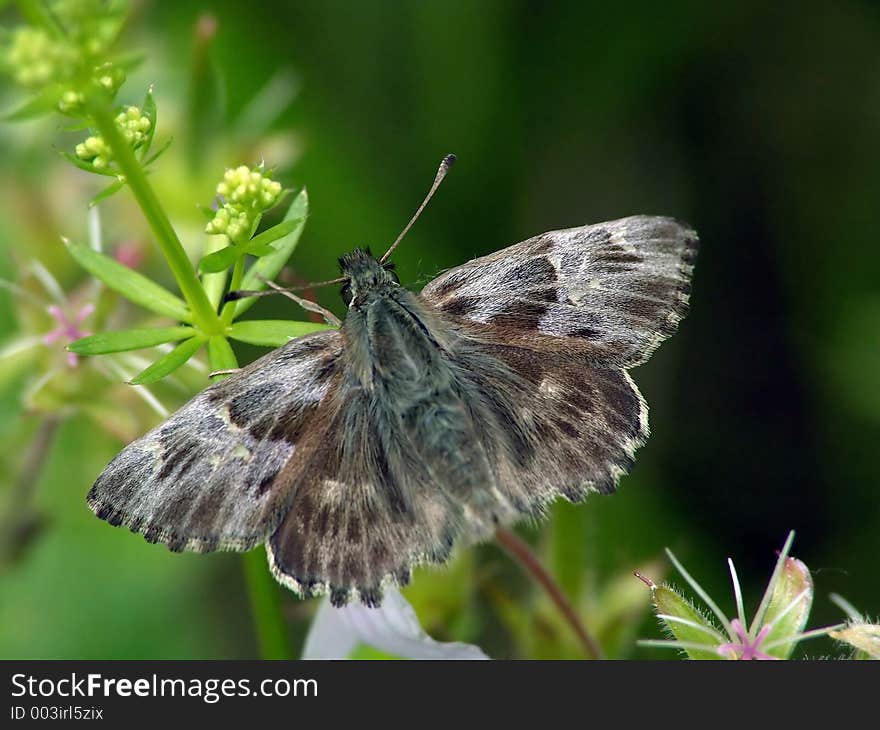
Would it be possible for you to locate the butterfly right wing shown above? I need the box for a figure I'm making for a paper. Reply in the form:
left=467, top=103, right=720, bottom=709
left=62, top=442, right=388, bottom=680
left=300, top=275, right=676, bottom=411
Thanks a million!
left=87, top=330, right=343, bottom=553
left=421, top=215, right=697, bottom=368
left=449, top=338, right=649, bottom=525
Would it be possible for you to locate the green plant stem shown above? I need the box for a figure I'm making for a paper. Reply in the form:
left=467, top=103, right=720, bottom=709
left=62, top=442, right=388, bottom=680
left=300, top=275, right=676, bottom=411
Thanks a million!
left=85, top=97, right=221, bottom=333
left=220, top=256, right=245, bottom=327
left=9, top=417, right=60, bottom=505
left=1, top=416, right=60, bottom=563
left=496, top=527, right=603, bottom=659
left=242, top=547, right=291, bottom=659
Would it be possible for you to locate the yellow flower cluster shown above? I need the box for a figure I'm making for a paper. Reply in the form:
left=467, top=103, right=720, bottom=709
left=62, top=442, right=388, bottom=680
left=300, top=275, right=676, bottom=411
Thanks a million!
left=5, top=27, right=77, bottom=88
left=205, top=166, right=283, bottom=243
left=114, top=106, right=152, bottom=146
left=74, top=106, right=151, bottom=170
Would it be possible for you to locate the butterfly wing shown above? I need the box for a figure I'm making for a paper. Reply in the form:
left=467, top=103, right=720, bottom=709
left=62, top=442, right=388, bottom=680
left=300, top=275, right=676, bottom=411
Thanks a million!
left=421, top=215, right=698, bottom=368
left=449, top=339, right=648, bottom=524
left=418, top=215, right=698, bottom=528
left=266, top=376, right=465, bottom=607
left=87, top=330, right=343, bottom=553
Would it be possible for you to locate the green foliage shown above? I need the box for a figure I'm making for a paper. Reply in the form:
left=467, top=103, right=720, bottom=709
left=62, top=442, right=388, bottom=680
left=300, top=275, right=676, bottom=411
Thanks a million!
left=1, top=0, right=878, bottom=661
left=128, top=336, right=205, bottom=385
left=0, top=0, right=328, bottom=662
left=68, top=326, right=196, bottom=355
left=64, top=239, right=191, bottom=321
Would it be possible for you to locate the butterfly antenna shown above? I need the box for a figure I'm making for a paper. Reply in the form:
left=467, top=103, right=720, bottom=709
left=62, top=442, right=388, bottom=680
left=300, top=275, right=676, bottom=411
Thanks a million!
left=225, top=275, right=349, bottom=302
left=379, top=153, right=456, bottom=264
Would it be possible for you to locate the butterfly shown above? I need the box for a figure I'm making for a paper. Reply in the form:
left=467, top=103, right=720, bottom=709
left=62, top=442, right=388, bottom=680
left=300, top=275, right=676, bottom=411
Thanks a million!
left=87, top=156, right=698, bottom=607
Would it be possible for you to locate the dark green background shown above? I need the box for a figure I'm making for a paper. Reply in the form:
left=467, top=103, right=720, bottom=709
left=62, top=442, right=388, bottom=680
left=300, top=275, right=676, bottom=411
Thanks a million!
left=1, top=1, right=878, bottom=658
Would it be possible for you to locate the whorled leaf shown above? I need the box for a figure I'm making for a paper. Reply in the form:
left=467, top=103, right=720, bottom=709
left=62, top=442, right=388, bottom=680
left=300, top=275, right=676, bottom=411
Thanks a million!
left=227, top=319, right=332, bottom=347
left=198, top=217, right=302, bottom=274
left=198, top=244, right=242, bottom=274
left=88, top=178, right=126, bottom=207
left=69, top=326, right=195, bottom=355
left=139, top=86, right=157, bottom=161
left=59, top=150, right=120, bottom=177
left=235, top=187, right=308, bottom=318
left=2, top=84, right=64, bottom=121
left=129, top=336, right=204, bottom=385
left=207, top=335, right=238, bottom=380
left=65, top=239, right=191, bottom=322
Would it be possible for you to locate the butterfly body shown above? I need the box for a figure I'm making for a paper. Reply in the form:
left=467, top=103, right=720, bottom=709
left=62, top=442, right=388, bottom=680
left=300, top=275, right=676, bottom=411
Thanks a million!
left=88, top=215, right=697, bottom=606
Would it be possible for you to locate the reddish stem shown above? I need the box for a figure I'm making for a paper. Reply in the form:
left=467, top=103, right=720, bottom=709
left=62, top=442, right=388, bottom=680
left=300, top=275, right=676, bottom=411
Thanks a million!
left=496, top=527, right=603, bottom=660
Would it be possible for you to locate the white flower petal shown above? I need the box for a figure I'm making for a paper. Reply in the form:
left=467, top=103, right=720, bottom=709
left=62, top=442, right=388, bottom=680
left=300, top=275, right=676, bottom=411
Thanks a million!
left=302, top=587, right=488, bottom=660
left=301, top=598, right=360, bottom=660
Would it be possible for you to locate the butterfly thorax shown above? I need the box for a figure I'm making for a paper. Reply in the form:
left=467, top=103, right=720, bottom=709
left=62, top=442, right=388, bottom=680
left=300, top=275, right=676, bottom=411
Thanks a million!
left=338, top=249, right=449, bottom=393
left=336, top=249, right=491, bottom=506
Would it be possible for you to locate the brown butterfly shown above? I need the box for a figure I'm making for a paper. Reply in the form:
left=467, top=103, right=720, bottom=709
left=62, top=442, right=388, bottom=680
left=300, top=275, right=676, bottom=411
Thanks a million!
left=88, top=156, right=698, bottom=606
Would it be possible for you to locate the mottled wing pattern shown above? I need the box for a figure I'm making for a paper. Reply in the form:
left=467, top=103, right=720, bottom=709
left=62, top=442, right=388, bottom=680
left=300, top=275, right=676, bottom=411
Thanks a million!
left=450, top=339, right=648, bottom=528
left=422, top=216, right=698, bottom=367
left=267, top=333, right=649, bottom=608
left=267, top=378, right=465, bottom=607
left=87, top=215, right=697, bottom=608
left=87, top=330, right=343, bottom=553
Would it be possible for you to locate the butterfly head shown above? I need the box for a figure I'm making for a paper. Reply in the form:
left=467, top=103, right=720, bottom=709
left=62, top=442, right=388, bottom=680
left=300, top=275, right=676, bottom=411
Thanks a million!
left=338, top=248, right=400, bottom=306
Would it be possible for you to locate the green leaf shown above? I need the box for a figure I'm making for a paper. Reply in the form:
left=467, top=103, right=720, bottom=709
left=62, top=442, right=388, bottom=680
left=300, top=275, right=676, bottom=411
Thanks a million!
left=129, top=337, right=204, bottom=385
left=111, top=50, right=146, bottom=72
left=235, top=188, right=309, bottom=318
left=69, top=326, right=196, bottom=355
left=202, top=221, right=301, bottom=273
left=247, top=243, right=276, bottom=257
left=89, top=179, right=126, bottom=207
left=140, top=87, right=157, bottom=160
left=143, top=136, right=173, bottom=167
left=65, top=239, right=191, bottom=322
left=59, top=120, right=90, bottom=132
left=2, top=85, right=62, bottom=121
left=199, top=244, right=244, bottom=274
left=207, top=335, right=238, bottom=380
left=227, top=319, right=333, bottom=347
left=59, top=150, right=120, bottom=177
left=247, top=218, right=300, bottom=251
left=201, top=236, right=231, bottom=312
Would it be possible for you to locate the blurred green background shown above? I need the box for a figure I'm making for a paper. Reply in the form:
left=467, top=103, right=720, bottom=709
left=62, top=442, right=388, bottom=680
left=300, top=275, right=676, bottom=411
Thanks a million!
left=1, top=0, right=879, bottom=659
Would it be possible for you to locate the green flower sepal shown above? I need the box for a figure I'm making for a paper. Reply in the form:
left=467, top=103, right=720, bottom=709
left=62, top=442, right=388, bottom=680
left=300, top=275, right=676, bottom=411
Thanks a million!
left=638, top=532, right=844, bottom=660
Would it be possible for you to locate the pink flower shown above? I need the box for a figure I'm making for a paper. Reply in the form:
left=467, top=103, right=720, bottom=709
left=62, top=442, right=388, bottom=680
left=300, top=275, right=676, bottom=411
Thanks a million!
left=718, top=619, right=777, bottom=660
left=43, top=303, right=94, bottom=366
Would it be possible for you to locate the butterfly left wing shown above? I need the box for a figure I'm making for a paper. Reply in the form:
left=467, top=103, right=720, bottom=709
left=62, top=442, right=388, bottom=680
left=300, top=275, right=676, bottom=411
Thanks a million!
left=266, top=377, right=466, bottom=607
left=87, top=330, right=343, bottom=553
left=421, top=215, right=697, bottom=368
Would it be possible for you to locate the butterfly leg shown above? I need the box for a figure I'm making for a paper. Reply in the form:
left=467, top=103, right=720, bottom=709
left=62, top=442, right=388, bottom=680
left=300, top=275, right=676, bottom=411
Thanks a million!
left=208, top=367, right=241, bottom=378
left=262, top=279, right=342, bottom=327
